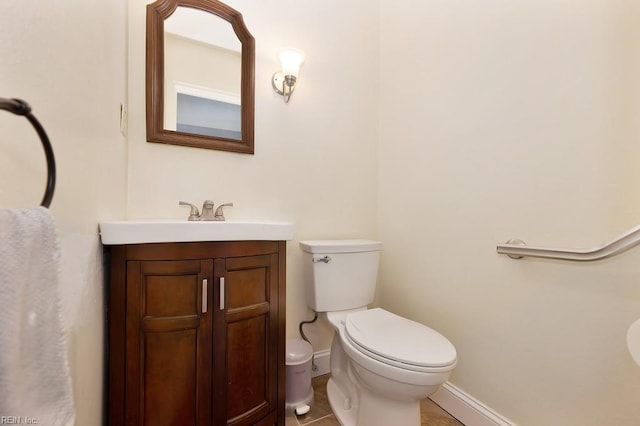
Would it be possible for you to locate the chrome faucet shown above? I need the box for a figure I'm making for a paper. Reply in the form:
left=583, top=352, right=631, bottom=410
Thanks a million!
left=179, top=200, right=233, bottom=221
left=200, top=200, right=215, bottom=221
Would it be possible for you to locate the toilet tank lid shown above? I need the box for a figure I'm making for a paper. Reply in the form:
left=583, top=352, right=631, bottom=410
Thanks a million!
left=299, top=239, right=381, bottom=254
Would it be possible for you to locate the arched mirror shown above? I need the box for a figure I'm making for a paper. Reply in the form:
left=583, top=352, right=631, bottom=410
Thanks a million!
left=146, top=0, right=255, bottom=153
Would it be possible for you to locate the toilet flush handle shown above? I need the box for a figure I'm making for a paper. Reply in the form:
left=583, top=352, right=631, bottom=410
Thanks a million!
left=313, top=256, right=331, bottom=263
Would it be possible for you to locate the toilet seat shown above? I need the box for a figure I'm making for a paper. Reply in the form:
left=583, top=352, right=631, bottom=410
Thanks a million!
left=344, top=308, right=457, bottom=372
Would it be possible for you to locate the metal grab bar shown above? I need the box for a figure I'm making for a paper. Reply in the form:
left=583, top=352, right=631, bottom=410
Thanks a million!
left=497, top=224, right=640, bottom=261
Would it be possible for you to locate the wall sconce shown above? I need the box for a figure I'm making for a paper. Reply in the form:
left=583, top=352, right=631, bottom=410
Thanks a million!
left=272, top=48, right=305, bottom=103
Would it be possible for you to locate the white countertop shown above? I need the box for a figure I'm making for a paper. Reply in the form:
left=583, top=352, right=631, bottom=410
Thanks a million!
left=99, top=220, right=295, bottom=245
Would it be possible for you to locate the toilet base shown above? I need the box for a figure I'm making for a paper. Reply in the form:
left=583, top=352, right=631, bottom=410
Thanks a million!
left=327, top=378, right=357, bottom=426
left=327, top=376, right=421, bottom=426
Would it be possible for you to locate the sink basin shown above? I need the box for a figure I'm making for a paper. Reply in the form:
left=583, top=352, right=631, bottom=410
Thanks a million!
left=99, top=220, right=294, bottom=245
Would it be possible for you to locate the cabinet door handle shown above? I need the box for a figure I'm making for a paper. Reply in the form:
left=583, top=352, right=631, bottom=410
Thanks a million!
left=219, top=277, right=225, bottom=310
left=202, top=279, right=208, bottom=313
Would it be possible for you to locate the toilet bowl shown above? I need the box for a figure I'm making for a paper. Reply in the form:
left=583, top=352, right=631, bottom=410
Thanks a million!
left=324, top=308, right=456, bottom=426
left=300, top=240, right=457, bottom=426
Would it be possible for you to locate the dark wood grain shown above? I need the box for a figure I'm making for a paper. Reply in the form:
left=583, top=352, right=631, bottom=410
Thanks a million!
left=106, top=241, right=285, bottom=425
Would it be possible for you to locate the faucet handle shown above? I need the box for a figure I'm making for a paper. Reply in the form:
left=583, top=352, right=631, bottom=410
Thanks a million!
left=214, top=203, right=234, bottom=221
left=179, top=201, right=200, bottom=221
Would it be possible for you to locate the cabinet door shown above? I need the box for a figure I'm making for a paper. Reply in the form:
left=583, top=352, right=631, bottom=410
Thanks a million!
left=213, top=254, right=279, bottom=425
left=126, top=259, right=213, bottom=426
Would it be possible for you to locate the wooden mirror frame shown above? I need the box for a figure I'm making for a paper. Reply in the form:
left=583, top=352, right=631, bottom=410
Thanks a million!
left=146, top=0, right=255, bottom=153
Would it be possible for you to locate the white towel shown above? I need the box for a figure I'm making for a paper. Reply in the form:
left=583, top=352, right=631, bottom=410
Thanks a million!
left=0, top=207, right=75, bottom=426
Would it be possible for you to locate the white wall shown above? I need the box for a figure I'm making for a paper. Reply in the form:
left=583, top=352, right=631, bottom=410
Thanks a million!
left=127, top=0, right=380, bottom=349
left=0, top=1, right=128, bottom=424
left=378, top=0, right=640, bottom=425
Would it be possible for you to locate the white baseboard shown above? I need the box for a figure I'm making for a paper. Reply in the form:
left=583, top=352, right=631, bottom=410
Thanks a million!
left=311, top=350, right=330, bottom=377
left=430, top=382, right=517, bottom=426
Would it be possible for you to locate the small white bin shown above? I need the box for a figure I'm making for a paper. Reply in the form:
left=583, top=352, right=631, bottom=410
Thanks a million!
left=285, top=339, right=314, bottom=415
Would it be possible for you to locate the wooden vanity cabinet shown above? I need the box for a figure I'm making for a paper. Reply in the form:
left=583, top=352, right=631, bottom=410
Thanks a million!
left=106, top=241, right=286, bottom=426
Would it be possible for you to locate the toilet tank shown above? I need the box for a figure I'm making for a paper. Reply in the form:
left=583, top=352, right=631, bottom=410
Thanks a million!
left=299, top=240, right=381, bottom=312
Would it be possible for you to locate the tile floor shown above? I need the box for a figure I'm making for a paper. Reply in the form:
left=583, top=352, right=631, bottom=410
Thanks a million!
left=285, top=374, right=463, bottom=426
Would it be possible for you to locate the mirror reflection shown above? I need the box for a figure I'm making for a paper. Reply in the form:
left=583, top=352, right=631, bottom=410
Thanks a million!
left=146, top=0, right=255, bottom=153
left=164, top=7, right=242, bottom=140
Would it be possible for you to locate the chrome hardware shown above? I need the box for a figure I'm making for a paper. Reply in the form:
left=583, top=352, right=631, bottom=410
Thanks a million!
left=179, top=200, right=216, bottom=221
left=503, top=239, right=525, bottom=259
left=313, top=256, right=332, bottom=264
left=202, top=279, right=208, bottom=313
left=200, top=200, right=215, bottom=221
left=214, top=203, right=234, bottom=221
left=497, top=224, right=640, bottom=261
left=219, top=277, right=225, bottom=310
left=179, top=201, right=200, bottom=221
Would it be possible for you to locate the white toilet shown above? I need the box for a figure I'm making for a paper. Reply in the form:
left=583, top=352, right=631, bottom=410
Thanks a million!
left=300, top=239, right=457, bottom=426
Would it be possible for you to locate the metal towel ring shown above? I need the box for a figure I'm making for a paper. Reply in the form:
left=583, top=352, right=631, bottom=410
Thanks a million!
left=0, top=98, right=56, bottom=208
